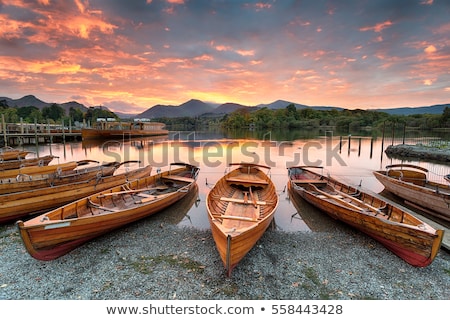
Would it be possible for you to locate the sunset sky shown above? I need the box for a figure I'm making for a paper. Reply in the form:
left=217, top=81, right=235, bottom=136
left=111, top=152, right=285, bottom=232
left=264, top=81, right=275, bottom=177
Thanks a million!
left=1, top=0, right=449, bottom=113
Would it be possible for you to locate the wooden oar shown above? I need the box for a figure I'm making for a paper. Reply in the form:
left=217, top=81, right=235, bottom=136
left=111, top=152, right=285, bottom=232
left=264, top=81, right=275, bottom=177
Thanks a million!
left=243, top=191, right=249, bottom=203
left=103, top=160, right=141, bottom=168
left=329, top=186, right=384, bottom=213
left=88, top=200, right=119, bottom=212
left=136, top=191, right=178, bottom=204
left=308, top=184, right=381, bottom=215
left=97, top=185, right=168, bottom=198
left=76, top=159, right=100, bottom=166
left=249, top=186, right=258, bottom=208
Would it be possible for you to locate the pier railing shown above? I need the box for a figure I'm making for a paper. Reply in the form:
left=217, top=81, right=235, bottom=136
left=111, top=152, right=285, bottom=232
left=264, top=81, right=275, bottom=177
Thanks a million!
left=1, top=116, right=82, bottom=146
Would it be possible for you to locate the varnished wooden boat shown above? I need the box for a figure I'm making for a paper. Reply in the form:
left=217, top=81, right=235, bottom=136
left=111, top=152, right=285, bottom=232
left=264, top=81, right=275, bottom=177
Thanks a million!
left=0, top=160, right=82, bottom=179
left=0, top=154, right=56, bottom=171
left=0, top=165, right=153, bottom=224
left=206, top=163, right=279, bottom=276
left=0, top=147, right=30, bottom=161
left=374, top=164, right=450, bottom=222
left=0, top=160, right=135, bottom=195
left=288, top=166, right=444, bottom=267
left=81, top=120, right=168, bottom=140
left=17, top=162, right=199, bottom=261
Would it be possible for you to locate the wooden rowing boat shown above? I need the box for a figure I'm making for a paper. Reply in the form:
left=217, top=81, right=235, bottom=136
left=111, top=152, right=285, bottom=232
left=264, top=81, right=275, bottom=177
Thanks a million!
left=0, top=154, right=56, bottom=171
left=0, top=165, right=153, bottom=224
left=287, top=166, right=444, bottom=267
left=206, top=163, right=279, bottom=276
left=374, top=164, right=450, bottom=222
left=17, top=162, right=199, bottom=261
left=0, top=160, right=135, bottom=195
left=0, top=160, right=81, bottom=179
left=0, top=147, right=30, bottom=161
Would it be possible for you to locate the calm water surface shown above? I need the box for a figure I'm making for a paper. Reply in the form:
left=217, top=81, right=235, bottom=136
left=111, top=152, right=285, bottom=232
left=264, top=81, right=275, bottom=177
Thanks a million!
left=25, top=130, right=449, bottom=232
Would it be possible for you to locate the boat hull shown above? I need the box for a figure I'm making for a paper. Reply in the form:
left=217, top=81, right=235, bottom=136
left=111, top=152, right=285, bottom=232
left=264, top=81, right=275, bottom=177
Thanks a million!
left=374, top=170, right=450, bottom=222
left=17, top=164, right=199, bottom=260
left=0, top=161, right=78, bottom=179
left=81, top=128, right=168, bottom=140
left=206, top=163, right=279, bottom=276
left=288, top=166, right=443, bottom=267
left=0, top=149, right=29, bottom=161
left=0, top=155, right=55, bottom=171
left=0, top=165, right=117, bottom=195
left=207, top=212, right=274, bottom=276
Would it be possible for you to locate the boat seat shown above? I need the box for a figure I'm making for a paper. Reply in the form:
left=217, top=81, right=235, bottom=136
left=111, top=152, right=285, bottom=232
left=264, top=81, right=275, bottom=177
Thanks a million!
left=217, top=215, right=258, bottom=222
left=219, top=196, right=267, bottom=205
left=291, top=179, right=327, bottom=185
left=163, top=175, right=194, bottom=183
left=316, top=194, right=343, bottom=199
left=226, top=177, right=268, bottom=185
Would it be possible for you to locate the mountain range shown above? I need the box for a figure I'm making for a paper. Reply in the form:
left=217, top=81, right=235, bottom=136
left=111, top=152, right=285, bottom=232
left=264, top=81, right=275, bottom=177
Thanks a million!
left=0, top=95, right=88, bottom=115
left=1, top=95, right=448, bottom=119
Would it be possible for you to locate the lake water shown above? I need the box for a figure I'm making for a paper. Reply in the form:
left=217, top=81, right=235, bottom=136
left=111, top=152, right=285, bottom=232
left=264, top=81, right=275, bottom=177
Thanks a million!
left=26, top=129, right=449, bottom=232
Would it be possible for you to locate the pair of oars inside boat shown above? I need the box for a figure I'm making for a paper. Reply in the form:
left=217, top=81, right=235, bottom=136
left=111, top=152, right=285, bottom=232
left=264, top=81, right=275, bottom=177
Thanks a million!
left=242, top=186, right=258, bottom=208
left=307, top=183, right=383, bottom=215
left=96, top=185, right=169, bottom=198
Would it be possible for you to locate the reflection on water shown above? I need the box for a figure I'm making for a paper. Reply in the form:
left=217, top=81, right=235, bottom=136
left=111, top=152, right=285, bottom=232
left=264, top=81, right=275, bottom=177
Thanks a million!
left=286, top=182, right=338, bottom=232
left=159, top=183, right=200, bottom=225
left=25, top=130, right=449, bottom=232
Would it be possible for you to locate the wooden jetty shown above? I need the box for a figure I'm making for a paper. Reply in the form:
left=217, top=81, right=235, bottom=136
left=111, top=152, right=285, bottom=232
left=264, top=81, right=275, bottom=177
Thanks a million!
left=1, top=118, right=81, bottom=146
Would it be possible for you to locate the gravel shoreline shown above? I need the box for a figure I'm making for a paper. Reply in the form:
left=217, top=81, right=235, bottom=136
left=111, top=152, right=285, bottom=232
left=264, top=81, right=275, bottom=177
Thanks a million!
left=1, top=196, right=449, bottom=301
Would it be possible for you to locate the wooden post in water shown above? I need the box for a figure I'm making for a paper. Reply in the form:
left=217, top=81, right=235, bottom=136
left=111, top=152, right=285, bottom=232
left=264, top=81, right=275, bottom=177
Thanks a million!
left=370, top=137, right=374, bottom=158
left=348, top=135, right=351, bottom=154
left=62, top=119, right=65, bottom=143
left=402, top=123, right=406, bottom=144
left=358, top=137, right=361, bottom=156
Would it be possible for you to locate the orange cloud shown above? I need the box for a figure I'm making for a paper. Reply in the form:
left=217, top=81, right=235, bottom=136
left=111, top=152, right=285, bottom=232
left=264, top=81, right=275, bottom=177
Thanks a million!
left=236, top=50, right=255, bottom=57
left=194, top=54, right=214, bottom=61
left=0, top=56, right=80, bottom=75
left=214, top=45, right=231, bottom=51
left=424, top=45, right=437, bottom=54
left=2, top=1, right=116, bottom=43
left=360, top=21, right=393, bottom=33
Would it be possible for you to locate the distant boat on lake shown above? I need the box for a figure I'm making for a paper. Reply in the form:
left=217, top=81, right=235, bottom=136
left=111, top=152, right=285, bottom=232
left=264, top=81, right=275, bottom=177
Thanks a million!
left=81, top=118, right=168, bottom=140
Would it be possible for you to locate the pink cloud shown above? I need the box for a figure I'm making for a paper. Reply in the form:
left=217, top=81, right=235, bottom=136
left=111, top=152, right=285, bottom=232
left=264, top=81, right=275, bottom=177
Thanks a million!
left=360, top=21, right=393, bottom=33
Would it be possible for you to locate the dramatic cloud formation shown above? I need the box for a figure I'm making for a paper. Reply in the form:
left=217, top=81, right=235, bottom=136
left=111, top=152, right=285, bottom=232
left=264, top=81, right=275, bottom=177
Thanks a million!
left=0, top=0, right=449, bottom=113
